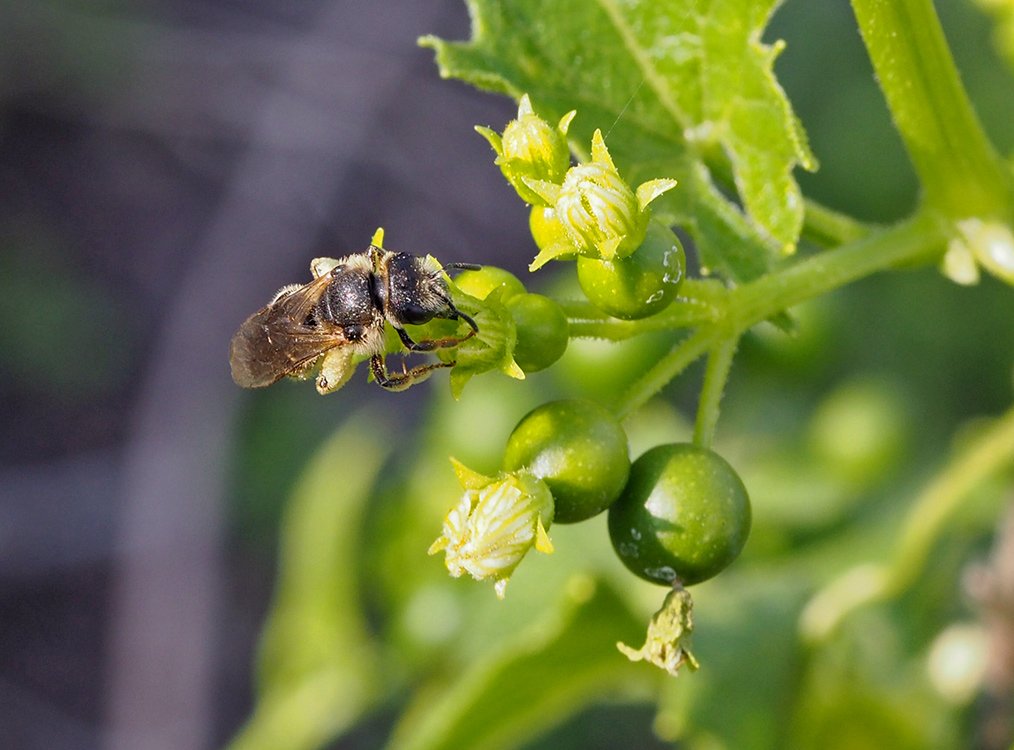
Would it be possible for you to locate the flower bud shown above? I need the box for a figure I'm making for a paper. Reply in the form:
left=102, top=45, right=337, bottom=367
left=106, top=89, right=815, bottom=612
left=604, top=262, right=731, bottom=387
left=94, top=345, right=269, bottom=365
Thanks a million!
left=557, top=161, right=642, bottom=258
left=476, top=94, right=576, bottom=207
left=941, top=218, right=1014, bottom=287
left=525, top=130, right=677, bottom=269
left=428, top=460, right=554, bottom=599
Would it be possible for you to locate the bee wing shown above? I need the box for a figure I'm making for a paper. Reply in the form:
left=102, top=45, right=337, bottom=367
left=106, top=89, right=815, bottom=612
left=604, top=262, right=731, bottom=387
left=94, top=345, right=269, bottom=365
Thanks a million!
left=230, top=273, right=348, bottom=388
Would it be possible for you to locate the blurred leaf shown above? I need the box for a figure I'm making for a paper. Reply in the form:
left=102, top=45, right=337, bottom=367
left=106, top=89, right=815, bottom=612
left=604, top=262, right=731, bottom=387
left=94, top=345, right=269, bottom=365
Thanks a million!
left=654, top=572, right=808, bottom=749
left=421, top=0, right=815, bottom=280
left=227, top=412, right=392, bottom=750
left=230, top=386, right=348, bottom=546
left=806, top=376, right=909, bottom=488
left=554, top=332, right=679, bottom=406
left=385, top=577, right=659, bottom=750
left=521, top=702, right=672, bottom=750
left=790, top=611, right=956, bottom=750
left=970, top=0, right=1014, bottom=83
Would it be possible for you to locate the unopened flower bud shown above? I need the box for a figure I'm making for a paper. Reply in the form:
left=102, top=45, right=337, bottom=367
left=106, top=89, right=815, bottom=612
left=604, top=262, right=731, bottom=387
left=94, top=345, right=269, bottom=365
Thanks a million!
left=941, top=218, right=1014, bottom=287
left=476, top=94, right=576, bottom=207
left=525, top=130, right=677, bottom=269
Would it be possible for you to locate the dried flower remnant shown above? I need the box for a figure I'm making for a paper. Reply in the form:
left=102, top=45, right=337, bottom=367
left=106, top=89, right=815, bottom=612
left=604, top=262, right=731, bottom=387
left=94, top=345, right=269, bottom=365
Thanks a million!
left=617, top=586, right=700, bottom=676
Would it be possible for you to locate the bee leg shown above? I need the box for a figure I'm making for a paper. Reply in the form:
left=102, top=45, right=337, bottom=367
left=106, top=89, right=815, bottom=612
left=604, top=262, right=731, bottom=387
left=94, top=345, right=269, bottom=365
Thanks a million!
left=315, top=348, right=356, bottom=395
left=447, top=302, right=479, bottom=335
left=393, top=311, right=478, bottom=353
left=370, top=354, right=453, bottom=392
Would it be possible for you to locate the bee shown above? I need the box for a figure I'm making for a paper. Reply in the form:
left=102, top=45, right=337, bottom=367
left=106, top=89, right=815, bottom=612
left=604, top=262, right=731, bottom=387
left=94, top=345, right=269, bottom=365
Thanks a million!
left=230, top=245, right=478, bottom=394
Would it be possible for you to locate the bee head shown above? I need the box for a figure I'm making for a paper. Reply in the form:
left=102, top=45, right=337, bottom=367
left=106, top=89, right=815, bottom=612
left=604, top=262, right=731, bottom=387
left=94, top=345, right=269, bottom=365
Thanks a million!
left=381, top=252, right=452, bottom=325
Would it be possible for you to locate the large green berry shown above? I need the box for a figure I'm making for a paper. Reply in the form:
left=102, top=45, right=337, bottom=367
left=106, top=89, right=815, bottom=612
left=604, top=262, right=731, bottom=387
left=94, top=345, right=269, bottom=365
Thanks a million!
left=608, top=444, right=751, bottom=585
left=503, top=399, right=630, bottom=523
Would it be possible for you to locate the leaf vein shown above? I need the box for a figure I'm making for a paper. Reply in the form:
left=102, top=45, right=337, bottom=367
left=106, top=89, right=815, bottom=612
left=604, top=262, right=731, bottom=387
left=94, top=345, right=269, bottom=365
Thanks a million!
left=593, top=0, right=689, bottom=135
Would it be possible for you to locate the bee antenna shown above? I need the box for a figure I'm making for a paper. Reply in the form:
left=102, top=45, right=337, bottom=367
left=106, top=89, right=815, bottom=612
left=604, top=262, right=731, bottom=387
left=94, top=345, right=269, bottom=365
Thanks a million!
left=437, top=290, right=479, bottom=334
left=454, top=307, right=479, bottom=333
left=441, top=262, right=482, bottom=274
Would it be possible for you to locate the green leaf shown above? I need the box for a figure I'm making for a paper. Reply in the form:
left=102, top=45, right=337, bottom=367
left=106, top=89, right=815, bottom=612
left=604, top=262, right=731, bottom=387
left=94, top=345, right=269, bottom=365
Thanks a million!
left=227, top=413, right=392, bottom=750
left=421, top=0, right=816, bottom=280
left=384, top=577, right=659, bottom=750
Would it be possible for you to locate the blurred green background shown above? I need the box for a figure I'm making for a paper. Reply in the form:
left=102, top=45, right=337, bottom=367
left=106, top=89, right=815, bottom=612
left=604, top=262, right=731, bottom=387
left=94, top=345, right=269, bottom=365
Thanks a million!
left=1, top=1, right=1012, bottom=749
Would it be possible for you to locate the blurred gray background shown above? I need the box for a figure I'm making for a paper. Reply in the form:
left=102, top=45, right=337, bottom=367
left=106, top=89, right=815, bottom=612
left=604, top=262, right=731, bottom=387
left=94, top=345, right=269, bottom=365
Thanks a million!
left=1, top=2, right=525, bottom=748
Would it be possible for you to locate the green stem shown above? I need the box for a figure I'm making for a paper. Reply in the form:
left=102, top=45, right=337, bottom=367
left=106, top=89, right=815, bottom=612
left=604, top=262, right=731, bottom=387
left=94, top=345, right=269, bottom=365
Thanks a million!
left=726, top=213, right=946, bottom=332
left=616, top=329, right=714, bottom=418
left=566, top=316, right=691, bottom=340
left=885, top=405, right=1014, bottom=596
left=615, top=213, right=947, bottom=416
left=562, top=279, right=724, bottom=339
left=693, top=336, right=739, bottom=448
left=851, top=0, right=1012, bottom=218
left=801, top=198, right=869, bottom=247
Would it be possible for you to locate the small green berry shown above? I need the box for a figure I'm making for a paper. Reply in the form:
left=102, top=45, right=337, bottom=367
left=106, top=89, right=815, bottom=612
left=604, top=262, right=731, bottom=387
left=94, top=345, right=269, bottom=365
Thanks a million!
left=507, top=293, right=569, bottom=373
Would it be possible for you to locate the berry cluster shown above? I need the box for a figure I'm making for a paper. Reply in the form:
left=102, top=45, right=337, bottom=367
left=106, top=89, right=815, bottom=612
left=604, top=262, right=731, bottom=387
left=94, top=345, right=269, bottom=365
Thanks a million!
left=426, top=97, right=754, bottom=674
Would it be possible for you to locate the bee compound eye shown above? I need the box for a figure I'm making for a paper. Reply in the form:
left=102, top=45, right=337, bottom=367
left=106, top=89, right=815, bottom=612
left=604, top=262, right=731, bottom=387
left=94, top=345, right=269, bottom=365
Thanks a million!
left=397, top=302, right=434, bottom=326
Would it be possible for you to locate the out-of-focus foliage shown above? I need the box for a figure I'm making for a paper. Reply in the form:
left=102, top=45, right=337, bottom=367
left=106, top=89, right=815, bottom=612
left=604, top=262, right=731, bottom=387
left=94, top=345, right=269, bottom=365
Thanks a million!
left=228, top=416, right=390, bottom=750
left=974, top=0, right=1014, bottom=73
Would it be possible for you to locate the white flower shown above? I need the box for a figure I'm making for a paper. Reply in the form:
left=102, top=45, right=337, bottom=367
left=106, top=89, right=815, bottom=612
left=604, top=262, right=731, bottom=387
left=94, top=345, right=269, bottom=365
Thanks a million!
left=429, top=462, right=554, bottom=599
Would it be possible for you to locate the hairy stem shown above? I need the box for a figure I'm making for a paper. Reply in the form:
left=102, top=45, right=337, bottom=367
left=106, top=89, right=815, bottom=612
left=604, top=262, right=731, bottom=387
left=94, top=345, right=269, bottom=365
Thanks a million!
left=801, top=198, right=869, bottom=247
left=612, top=213, right=948, bottom=416
left=616, top=329, right=714, bottom=418
left=693, top=336, right=739, bottom=449
left=726, top=213, right=946, bottom=331
left=851, top=0, right=1013, bottom=218
left=562, top=279, right=723, bottom=339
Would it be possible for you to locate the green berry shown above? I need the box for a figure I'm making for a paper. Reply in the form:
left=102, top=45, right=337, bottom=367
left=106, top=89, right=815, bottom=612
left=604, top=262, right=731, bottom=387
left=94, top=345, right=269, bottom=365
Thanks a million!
left=506, top=293, right=569, bottom=373
left=454, top=266, right=526, bottom=302
left=577, top=220, right=685, bottom=320
left=503, top=399, right=630, bottom=523
left=608, top=444, right=751, bottom=585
